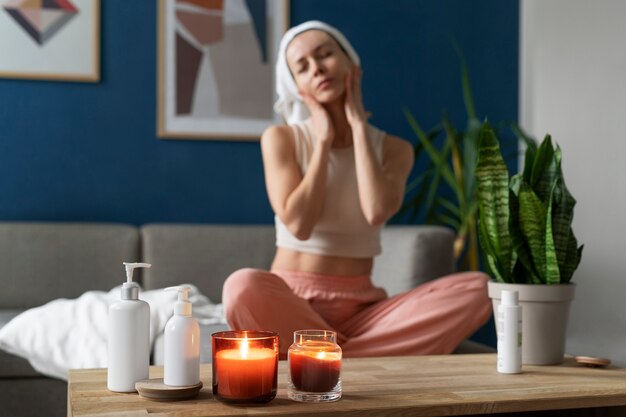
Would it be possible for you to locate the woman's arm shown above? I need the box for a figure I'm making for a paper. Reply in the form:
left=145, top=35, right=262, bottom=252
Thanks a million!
left=344, top=66, right=414, bottom=225
left=261, top=124, right=332, bottom=240
left=352, top=128, right=414, bottom=225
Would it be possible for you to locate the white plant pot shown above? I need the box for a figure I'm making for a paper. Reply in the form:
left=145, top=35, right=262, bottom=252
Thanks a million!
left=488, top=281, right=575, bottom=365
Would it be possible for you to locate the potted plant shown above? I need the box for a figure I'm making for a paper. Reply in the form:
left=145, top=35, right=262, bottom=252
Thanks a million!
left=476, top=121, right=583, bottom=365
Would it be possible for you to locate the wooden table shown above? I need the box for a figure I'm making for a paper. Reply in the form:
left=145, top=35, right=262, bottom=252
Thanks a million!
left=67, top=354, right=626, bottom=417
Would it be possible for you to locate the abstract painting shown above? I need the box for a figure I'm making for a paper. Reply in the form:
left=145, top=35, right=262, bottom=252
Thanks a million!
left=158, top=0, right=289, bottom=140
left=0, top=0, right=100, bottom=82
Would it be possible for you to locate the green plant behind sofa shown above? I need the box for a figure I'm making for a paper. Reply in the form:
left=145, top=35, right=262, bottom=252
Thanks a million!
left=399, top=45, right=518, bottom=272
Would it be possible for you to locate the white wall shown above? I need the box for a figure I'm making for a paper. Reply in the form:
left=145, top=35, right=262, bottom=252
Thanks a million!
left=521, top=0, right=626, bottom=365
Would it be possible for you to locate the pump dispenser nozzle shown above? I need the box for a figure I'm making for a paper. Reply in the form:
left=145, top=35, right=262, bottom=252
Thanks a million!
left=121, top=262, right=152, bottom=300
left=165, top=286, right=192, bottom=316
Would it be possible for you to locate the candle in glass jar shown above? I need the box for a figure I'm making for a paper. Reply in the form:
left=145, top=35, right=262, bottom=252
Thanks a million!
left=289, top=346, right=341, bottom=392
left=212, top=331, right=278, bottom=403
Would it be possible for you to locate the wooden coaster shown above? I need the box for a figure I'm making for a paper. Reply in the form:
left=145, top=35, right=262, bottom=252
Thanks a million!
left=575, top=356, right=611, bottom=368
left=135, top=378, right=203, bottom=401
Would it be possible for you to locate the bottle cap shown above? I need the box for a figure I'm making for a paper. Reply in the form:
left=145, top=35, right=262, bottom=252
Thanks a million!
left=501, top=289, right=519, bottom=306
left=121, top=262, right=151, bottom=300
left=165, top=286, right=192, bottom=316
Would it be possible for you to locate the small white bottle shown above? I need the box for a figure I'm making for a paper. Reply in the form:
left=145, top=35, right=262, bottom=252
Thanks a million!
left=107, top=262, right=152, bottom=392
left=164, top=286, right=200, bottom=386
left=497, top=289, right=522, bottom=374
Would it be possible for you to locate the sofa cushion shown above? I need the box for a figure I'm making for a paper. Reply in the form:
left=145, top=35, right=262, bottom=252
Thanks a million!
left=0, top=222, right=140, bottom=309
left=372, top=225, right=455, bottom=296
left=141, top=224, right=456, bottom=301
left=141, top=224, right=275, bottom=302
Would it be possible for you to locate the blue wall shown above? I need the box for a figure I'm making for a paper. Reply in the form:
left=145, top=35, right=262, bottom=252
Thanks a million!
left=0, top=1, right=518, bottom=225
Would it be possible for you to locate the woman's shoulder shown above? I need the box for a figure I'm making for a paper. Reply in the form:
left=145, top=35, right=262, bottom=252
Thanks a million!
left=261, top=124, right=294, bottom=148
left=384, top=133, right=413, bottom=151
left=381, top=132, right=414, bottom=166
left=262, top=124, right=292, bottom=140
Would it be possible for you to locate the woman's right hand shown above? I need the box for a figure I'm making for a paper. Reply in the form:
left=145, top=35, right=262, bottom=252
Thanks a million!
left=300, top=91, right=334, bottom=146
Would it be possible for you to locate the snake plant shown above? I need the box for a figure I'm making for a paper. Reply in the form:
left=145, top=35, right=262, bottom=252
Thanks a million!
left=476, top=121, right=583, bottom=284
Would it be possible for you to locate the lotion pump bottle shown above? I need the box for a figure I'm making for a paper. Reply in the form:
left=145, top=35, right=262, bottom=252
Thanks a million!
left=497, top=289, right=522, bottom=374
left=164, top=286, right=200, bottom=386
left=107, top=262, right=152, bottom=392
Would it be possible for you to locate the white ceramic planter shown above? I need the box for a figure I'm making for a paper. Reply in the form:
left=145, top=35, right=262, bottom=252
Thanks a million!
left=488, top=281, right=575, bottom=365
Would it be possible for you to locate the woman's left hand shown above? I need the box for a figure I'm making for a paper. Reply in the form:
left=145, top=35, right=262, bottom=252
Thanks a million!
left=344, top=65, right=370, bottom=128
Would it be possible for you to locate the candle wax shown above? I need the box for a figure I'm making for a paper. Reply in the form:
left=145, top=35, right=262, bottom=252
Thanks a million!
left=215, top=347, right=277, bottom=400
left=289, top=350, right=341, bottom=392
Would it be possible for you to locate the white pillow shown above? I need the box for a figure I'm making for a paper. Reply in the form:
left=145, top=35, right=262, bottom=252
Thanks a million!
left=0, top=285, right=223, bottom=380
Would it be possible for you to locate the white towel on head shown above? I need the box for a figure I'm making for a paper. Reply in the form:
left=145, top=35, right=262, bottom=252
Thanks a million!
left=273, top=20, right=360, bottom=124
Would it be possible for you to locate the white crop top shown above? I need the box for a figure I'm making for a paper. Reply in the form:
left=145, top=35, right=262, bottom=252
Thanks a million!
left=275, top=119, right=386, bottom=258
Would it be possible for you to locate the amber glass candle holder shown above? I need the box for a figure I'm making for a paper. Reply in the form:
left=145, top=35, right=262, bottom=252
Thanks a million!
left=288, top=329, right=342, bottom=402
left=211, top=330, right=279, bottom=404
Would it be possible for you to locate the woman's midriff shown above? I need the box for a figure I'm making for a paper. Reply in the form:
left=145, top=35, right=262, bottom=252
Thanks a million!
left=271, top=247, right=373, bottom=276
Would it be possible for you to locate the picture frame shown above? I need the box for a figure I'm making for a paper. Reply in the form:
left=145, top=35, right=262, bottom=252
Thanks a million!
left=158, top=0, right=290, bottom=141
left=0, top=0, right=100, bottom=83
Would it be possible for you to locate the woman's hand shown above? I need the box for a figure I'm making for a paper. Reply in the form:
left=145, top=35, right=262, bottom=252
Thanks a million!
left=300, top=91, right=334, bottom=146
left=344, top=65, right=370, bottom=128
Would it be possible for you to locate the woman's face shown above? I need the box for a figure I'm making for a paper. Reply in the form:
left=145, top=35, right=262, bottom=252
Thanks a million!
left=286, top=30, right=353, bottom=104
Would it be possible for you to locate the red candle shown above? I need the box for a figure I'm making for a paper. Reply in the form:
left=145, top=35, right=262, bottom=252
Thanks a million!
left=212, top=331, right=278, bottom=403
left=289, top=349, right=341, bottom=392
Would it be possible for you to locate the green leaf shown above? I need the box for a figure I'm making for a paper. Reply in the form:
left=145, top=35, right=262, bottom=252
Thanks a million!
left=511, top=124, right=538, bottom=183
left=511, top=123, right=537, bottom=149
left=509, top=189, right=541, bottom=283
left=545, top=180, right=561, bottom=284
left=560, top=235, right=583, bottom=283
left=437, top=196, right=462, bottom=218
left=442, top=114, right=465, bottom=207
left=530, top=135, right=558, bottom=201
left=478, top=211, right=505, bottom=282
left=437, top=213, right=461, bottom=230
left=550, top=146, right=578, bottom=278
left=518, top=183, right=548, bottom=283
left=510, top=173, right=523, bottom=196
left=404, top=109, right=458, bottom=191
left=405, top=167, right=434, bottom=195
left=476, top=121, right=512, bottom=281
left=462, top=119, right=481, bottom=200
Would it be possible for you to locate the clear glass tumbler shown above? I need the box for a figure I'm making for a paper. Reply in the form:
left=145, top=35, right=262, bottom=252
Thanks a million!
left=288, top=329, right=342, bottom=402
left=211, top=330, right=279, bottom=404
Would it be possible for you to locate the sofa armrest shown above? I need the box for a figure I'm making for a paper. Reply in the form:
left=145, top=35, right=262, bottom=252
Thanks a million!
left=372, top=225, right=455, bottom=296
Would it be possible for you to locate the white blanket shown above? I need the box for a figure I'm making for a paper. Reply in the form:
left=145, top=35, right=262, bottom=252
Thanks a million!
left=0, top=285, right=225, bottom=380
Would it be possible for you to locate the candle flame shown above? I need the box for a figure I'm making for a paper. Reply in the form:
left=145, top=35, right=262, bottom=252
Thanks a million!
left=240, top=338, right=249, bottom=359
left=316, top=351, right=327, bottom=360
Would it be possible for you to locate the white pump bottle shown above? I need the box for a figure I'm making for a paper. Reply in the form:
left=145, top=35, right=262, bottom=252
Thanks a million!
left=497, top=289, right=522, bottom=374
left=164, top=286, right=200, bottom=386
left=107, top=262, right=152, bottom=392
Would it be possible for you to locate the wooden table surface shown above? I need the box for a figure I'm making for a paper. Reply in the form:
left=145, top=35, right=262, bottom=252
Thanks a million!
left=68, top=354, right=626, bottom=417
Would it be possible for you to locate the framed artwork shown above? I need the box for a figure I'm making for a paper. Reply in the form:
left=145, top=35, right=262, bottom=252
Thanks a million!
left=0, top=0, right=100, bottom=82
left=158, top=0, right=289, bottom=141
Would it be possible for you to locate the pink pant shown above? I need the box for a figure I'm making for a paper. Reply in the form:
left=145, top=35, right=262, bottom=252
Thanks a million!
left=222, top=268, right=491, bottom=357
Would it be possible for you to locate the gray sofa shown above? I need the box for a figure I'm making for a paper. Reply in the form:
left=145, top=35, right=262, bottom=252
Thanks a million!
left=0, top=221, right=489, bottom=417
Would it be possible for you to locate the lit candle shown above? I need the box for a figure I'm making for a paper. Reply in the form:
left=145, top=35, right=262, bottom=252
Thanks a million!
left=289, top=349, right=341, bottom=392
left=212, top=331, right=278, bottom=404
left=288, top=330, right=342, bottom=402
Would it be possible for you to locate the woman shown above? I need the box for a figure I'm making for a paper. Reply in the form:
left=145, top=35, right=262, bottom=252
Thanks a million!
left=223, top=21, right=490, bottom=357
